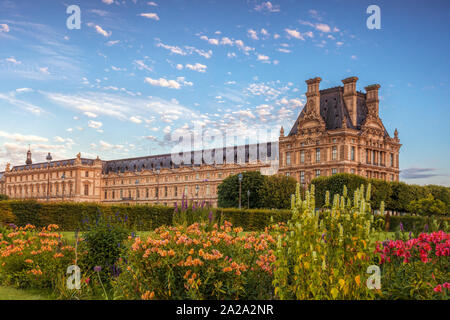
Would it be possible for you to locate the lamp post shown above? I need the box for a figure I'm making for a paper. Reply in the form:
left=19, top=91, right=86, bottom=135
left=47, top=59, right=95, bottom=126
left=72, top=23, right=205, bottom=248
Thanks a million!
left=156, top=167, right=160, bottom=204
left=46, top=152, right=52, bottom=202
left=135, top=179, right=139, bottom=205
left=61, top=173, right=65, bottom=202
left=247, top=190, right=250, bottom=209
left=238, top=173, right=243, bottom=209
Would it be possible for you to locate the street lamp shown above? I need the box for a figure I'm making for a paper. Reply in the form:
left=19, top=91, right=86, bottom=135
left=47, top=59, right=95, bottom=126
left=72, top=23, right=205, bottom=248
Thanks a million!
left=135, top=179, right=139, bottom=205
left=156, top=167, right=160, bottom=204
left=46, top=152, right=52, bottom=202
left=61, top=173, right=65, bottom=202
left=247, top=189, right=250, bottom=209
left=238, top=173, right=243, bottom=209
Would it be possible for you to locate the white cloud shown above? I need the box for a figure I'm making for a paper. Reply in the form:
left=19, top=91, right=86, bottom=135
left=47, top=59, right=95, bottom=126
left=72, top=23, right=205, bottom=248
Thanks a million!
left=257, top=54, right=270, bottom=62
left=145, top=77, right=181, bottom=89
left=232, top=110, right=255, bottom=119
left=15, top=88, right=33, bottom=93
left=134, top=60, right=153, bottom=72
left=83, top=111, right=98, bottom=118
left=315, top=23, right=331, bottom=33
left=351, top=55, right=357, bottom=60
left=254, top=1, right=280, bottom=13
left=6, top=57, right=21, bottom=65
left=102, top=0, right=114, bottom=4
left=140, top=13, right=160, bottom=21
left=285, top=28, right=304, bottom=40
left=129, top=116, right=142, bottom=124
left=156, top=41, right=186, bottom=55
left=0, top=24, right=10, bottom=32
left=247, top=29, right=259, bottom=40
left=147, top=1, right=157, bottom=6
left=88, top=120, right=103, bottom=129
left=39, top=67, right=50, bottom=75
left=0, top=131, right=48, bottom=143
left=185, top=63, right=207, bottom=73
left=94, top=25, right=111, bottom=37
left=107, top=40, right=120, bottom=46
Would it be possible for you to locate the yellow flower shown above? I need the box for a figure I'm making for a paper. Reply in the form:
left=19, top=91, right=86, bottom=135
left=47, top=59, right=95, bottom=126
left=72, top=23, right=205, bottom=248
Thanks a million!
left=355, top=275, right=361, bottom=286
left=338, top=278, right=346, bottom=290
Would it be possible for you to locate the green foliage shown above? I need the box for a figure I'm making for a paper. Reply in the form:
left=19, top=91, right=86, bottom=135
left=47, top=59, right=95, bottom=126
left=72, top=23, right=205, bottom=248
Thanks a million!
left=312, top=174, right=450, bottom=214
left=214, top=208, right=291, bottom=231
left=408, top=195, right=448, bottom=216
left=387, top=215, right=449, bottom=233
left=273, top=183, right=384, bottom=300
left=0, top=200, right=173, bottom=231
left=259, top=175, right=298, bottom=209
left=0, top=194, right=9, bottom=201
left=217, top=171, right=266, bottom=208
left=78, top=212, right=129, bottom=284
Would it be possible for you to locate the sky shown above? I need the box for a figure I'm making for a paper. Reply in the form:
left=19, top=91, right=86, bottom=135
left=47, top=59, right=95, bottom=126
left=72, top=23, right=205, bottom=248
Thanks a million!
left=0, top=0, right=449, bottom=186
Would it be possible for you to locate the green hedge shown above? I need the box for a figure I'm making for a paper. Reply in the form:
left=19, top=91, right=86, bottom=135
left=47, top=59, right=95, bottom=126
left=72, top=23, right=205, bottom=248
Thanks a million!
left=214, top=208, right=291, bottom=231
left=0, top=200, right=174, bottom=231
left=386, top=215, right=450, bottom=233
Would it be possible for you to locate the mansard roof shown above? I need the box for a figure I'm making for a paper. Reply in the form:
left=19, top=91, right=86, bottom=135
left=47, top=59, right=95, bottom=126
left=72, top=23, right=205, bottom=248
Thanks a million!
left=102, top=142, right=278, bottom=174
left=288, top=86, right=389, bottom=137
left=10, top=158, right=95, bottom=172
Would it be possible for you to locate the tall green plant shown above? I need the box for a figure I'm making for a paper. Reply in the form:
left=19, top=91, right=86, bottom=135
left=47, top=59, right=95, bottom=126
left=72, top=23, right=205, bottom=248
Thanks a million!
left=273, top=183, right=384, bottom=299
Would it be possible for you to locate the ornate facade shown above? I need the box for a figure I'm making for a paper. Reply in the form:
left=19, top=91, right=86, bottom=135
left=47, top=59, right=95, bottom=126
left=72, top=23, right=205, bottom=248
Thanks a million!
left=1, top=76, right=401, bottom=206
left=278, top=77, right=401, bottom=186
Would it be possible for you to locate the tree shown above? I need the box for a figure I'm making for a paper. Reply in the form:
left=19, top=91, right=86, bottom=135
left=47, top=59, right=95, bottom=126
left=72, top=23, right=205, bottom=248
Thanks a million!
left=0, top=194, right=8, bottom=201
left=260, top=175, right=298, bottom=209
left=217, top=171, right=266, bottom=208
left=408, top=194, right=448, bottom=216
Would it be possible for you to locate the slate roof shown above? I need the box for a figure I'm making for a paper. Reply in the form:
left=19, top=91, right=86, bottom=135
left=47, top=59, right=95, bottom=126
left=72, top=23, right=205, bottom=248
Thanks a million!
left=102, top=142, right=278, bottom=174
left=288, top=87, right=389, bottom=137
left=0, top=172, right=3, bottom=180
left=11, top=158, right=95, bottom=172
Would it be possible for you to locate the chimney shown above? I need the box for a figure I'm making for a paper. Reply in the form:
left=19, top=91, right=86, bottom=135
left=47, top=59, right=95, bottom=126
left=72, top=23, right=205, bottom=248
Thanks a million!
left=305, top=77, right=321, bottom=115
left=365, top=84, right=380, bottom=118
left=342, top=76, right=358, bottom=127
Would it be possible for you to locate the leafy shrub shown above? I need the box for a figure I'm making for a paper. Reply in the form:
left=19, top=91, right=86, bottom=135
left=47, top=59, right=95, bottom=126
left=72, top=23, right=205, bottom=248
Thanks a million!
left=78, top=212, right=129, bottom=284
left=273, top=184, right=384, bottom=299
left=375, top=231, right=449, bottom=299
left=0, top=224, right=75, bottom=289
left=408, top=195, right=448, bottom=216
left=214, top=208, right=291, bottom=231
left=0, top=194, right=9, bottom=201
left=387, top=215, right=449, bottom=233
left=115, top=221, right=280, bottom=300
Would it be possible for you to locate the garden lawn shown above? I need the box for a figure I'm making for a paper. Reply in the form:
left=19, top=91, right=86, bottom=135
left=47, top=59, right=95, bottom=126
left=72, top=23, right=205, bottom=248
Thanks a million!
left=0, top=286, right=52, bottom=300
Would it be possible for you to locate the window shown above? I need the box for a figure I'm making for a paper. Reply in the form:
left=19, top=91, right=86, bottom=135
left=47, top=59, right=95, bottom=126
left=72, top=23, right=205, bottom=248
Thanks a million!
left=350, top=169, right=355, bottom=174
left=316, top=170, right=321, bottom=177
left=391, top=174, right=394, bottom=181
left=300, top=171, right=305, bottom=184
left=195, top=185, right=199, bottom=196
left=174, top=186, right=178, bottom=197
left=85, top=171, right=89, bottom=178
left=84, top=184, right=89, bottom=196
left=332, top=168, right=337, bottom=175
left=136, top=189, right=140, bottom=199
left=184, top=186, right=188, bottom=196
left=286, top=172, right=290, bottom=177
left=366, top=150, right=370, bottom=164
left=351, top=146, right=355, bottom=161
left=104, top=191, right=107, bottom=199
left=185, top=175, right=188, bottom=181
left=332, top=146, right=337, bottom=160
left=196, top=173, right=200, bottom=180
left=316, top=148, right=321, bottom=163
left=286, top=152, right=291, bottom=165
left=372, top=151, right=376, bottom=165
left=112, top=191, right=115, bottom=199
left=155, top=188, right=159, bottom=198
left=206, top=185, right=210, bottom=195
left=300, top=150, right=305, bottom=163
left=146, top=188, right=149, bottom=198
left=390, top=153, right=394, bottom=167
left=164, top=186, right=168, bottom=197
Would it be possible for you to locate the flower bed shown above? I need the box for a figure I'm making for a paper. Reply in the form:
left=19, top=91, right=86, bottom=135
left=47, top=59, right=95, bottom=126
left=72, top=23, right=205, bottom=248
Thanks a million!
left=375, top=231, right=450, bottom=299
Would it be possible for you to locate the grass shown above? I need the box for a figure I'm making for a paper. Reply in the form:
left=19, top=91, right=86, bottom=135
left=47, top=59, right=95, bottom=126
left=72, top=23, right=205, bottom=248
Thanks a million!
left=0, top=286, right=52, bottom=300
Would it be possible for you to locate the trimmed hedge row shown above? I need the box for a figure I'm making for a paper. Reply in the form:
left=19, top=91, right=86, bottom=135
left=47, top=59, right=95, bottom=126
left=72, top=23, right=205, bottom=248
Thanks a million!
left=0, top=200, right=173, bottom=231
left=387, top=215, right=450, bottom=233
left=214, top=208, right=291, bottom=231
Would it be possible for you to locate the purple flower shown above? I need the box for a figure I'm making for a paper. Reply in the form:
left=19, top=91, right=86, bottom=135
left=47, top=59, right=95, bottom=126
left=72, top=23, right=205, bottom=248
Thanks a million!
left=174, top=202, right=178, bottom=213
left=399, top=222, right=404, bottom=232
left=424, top=224, right=429, bottom=232
left=408, top=231, right=412, bottom=239
left=8, top=223, right=17, bottom=230
left=208, top=210, right=213, bottom=223
left=94, top=266, right=102, bottom=272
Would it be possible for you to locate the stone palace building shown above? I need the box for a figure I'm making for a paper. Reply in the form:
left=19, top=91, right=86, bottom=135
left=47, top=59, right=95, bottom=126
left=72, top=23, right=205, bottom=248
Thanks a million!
left=0, top=76, right=401, bottom=206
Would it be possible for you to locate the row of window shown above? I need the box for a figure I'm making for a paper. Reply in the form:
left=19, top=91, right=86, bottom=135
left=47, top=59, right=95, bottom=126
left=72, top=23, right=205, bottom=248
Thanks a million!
left=104, top=185, right=213, bottom=200
left=7, top=170, right=91, bottom=183
left=285, top=146, right=356, bottom=165
left=105, top=171, right=229, bottom=186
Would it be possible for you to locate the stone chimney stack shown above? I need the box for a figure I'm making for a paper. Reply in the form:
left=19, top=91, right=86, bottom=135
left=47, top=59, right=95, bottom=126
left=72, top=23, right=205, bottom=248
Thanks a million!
left=365, top=84, right=381, bottom=118
left=305, top=77, right=321, bottom=115
left=342, top=76, right=358, bottom=127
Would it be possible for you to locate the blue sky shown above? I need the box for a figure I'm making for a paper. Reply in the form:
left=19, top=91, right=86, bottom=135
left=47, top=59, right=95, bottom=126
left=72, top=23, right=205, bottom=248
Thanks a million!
left=0, top=0, right=449, bottom=186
